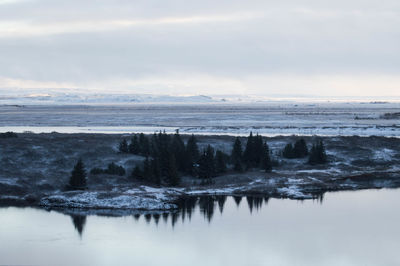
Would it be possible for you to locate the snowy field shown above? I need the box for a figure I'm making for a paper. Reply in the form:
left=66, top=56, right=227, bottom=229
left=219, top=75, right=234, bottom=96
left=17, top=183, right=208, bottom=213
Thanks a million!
left=0, top=102, right=399, bottom=136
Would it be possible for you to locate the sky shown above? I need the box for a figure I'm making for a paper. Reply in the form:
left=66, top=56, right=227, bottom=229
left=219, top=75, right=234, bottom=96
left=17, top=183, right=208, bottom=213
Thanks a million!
left=0, top=0, right=399, bottom=97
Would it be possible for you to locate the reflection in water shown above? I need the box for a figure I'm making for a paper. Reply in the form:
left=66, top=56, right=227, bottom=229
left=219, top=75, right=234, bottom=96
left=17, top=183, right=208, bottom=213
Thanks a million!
left=70, top=214, right=87, bottom=236
left=3, top=189, right=400, bottom=266
left=68, top=194, right=325, bottom=235
left=233, top=196, right=242, bottom=207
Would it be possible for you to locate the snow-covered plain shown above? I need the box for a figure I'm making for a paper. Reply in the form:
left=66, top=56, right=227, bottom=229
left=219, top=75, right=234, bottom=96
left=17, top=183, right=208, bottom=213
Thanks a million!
left=0, top=102, right=399, bottom=136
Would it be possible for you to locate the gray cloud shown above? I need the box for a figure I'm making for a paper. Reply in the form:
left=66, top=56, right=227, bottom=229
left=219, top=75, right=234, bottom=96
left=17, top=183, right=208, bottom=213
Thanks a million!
left=0, top=0, right=399, bottom=96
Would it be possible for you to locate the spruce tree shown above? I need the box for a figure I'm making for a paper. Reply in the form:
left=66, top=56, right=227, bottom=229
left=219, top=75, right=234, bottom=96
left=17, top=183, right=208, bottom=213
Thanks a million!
left=260, top=142, right=272, bottom=172
left=129, top=135, right=140, bottom=154
left=243, top=132, right=254, bottom=167
left=215, top=150, right=227, bottom=174
left=308, top=140, right=327, bottom=164
left=166, top=153, right=180, bottom=186
left=231, top=137, right=243, bottom=172
left=68, top=159, right=87, bottom=190
left=186, top=134, right=200, bottom=174
left=253, top=134, right=264, bottom=165
left=151, top=158, right=161, bottom=186
left=293, top=139, right=308, bottom=158
left=119, top=139, right=129, bottom=153
left=131, top=165, right=143, bottom=180
left=170, top=130, right=186, bottom=172
left=106, top=162, right=126, bottom=176
left=139, top=133, right=150, bottom=156
left=198, top=145, right=215, bottom=180
left=142, top=157, right=153, bottom=182
left=282, top=143, right=294, bottom=159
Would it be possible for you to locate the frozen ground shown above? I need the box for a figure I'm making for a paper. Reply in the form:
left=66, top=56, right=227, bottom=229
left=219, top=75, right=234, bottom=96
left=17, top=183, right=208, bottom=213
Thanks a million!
left=1, top=133, right=400, bottom=212
left=0, top=102, right=399, bottom=136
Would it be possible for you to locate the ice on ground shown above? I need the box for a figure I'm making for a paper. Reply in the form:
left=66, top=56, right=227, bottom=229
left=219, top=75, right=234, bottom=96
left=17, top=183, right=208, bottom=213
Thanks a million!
left=297, top=168, right=342, bottom=174
left=373, top=148, right=396, bottom=162
left=186, top=187, right=242, bottom=195
left=39, top=191, right=177, bottom=210
left=277, top=186, right=313, bottom=199
left=0, top=178, right=19, bottom=186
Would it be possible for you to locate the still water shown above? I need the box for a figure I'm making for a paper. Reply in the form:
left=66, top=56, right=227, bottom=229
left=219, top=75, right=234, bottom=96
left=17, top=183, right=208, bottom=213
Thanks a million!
left=1, top=189, right=400, bottom=266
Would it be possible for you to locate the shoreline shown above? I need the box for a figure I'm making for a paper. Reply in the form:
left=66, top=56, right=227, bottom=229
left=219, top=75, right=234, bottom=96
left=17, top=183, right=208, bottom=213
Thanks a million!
left=1, top=132, right=399, bottom=214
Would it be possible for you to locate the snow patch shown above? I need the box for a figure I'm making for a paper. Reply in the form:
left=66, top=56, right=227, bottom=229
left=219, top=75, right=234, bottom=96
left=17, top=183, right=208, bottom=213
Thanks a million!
left=373, top=148, right=396, bottom=162
left=277, top=186, right=313, bottom=199
left=39, top=191, right=177, bottom=210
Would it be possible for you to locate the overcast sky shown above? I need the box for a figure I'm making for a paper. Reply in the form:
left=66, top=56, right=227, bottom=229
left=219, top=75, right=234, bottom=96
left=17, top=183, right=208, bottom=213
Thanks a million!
left=0, top=0, right=399, bottom=97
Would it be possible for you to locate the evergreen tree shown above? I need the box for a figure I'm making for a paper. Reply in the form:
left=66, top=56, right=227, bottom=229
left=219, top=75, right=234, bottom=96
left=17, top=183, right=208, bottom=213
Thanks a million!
left=231, top=137, right=243, bottom=172
left=119, top=139, right=129, bottom=153
left=166, top=153, right=180, bottom=186
left=253, top=134, right=264, bottom=165
left=243, top=132, right=254, bottom=167
left=282, top=143, right=294, bottom=159
left=150, top=158, right=161, bottom=185
left=142, top=157, right=153, bottom=182
left=243, top=132, right=264, bottom=168
left=185, top=134, right=200, bottom=174
left=68, top=159, right=87, bottom=190
left=293, top=139, right=308, bottom=158
left=170, top=130, right=187, bottom=172
left=128, top=135, right=140, bottom=154
left=308, top=140, right=327, bottom=165
left=138, top=133, right=150, bottom=156
left=215, top=150, right=227, bottom=174
left=105, top=162, right=126, bottom=176
left=260, top=142, right=272, bottom=172
left=198, top=145, right=215, bottom=180
left=131, top=165, right=143, bottom=180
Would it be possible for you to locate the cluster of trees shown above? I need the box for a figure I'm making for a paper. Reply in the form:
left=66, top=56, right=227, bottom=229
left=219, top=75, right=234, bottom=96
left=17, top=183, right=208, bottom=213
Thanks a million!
left=308, top=140, right=328, bottom=165
left=90, top=162, right=126, bottom=176
left=120, top=131, right=272, bottom=186
left=118, top=133, right=151, bottom=156
left=231, top=132, right=272, bottom=172
left=281, top=138, right=327, bottom=165
left=68, top=133, right=328, bottom=190
left=127, top=131, right=231, bottom=185
left=282, top=139, right=308, bottom=159
left=128, top=131, right=194, bottom=186
left=0, top=131, right=18, bottom=138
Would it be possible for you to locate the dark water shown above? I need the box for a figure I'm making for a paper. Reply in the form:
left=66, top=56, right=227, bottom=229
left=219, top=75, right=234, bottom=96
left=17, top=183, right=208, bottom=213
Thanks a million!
left=1, top=189, right=400, bottom=266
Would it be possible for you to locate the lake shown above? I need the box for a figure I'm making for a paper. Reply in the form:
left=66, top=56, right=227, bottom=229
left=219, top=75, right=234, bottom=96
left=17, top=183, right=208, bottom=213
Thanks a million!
left=1, top=189, right=400, bottom=266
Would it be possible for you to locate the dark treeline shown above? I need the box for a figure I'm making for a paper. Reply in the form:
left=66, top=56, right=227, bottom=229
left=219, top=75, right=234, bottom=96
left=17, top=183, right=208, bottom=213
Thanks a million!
left=67, top=133, right=328, bottom=190
left=0, top=131, right=18, bottom=138
left=282, top=139, right=308, bottom=159
left=90, top=162, right=126, bottom=176
left=281, top=138, right=327, bottom=164
left=120, top=131, right=273, bottom=186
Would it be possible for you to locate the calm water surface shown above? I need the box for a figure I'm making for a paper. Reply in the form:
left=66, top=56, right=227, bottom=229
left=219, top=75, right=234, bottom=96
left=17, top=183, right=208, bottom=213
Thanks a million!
left=1, top=189, right=400, bottom=266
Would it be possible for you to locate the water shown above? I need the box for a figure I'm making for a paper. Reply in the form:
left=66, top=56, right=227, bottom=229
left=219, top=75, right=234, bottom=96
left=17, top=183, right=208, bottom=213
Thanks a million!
left=1, top=189, right=400, bottom=266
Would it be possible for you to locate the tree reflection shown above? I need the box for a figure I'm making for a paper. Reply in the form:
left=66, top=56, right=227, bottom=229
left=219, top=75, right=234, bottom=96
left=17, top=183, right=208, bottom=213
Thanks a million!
left=67, top=195, right=328, bottom=232
left=246, top=196, right=254, bottom=213
left=217, top=195, right=227, bottom=214
left=199, top=196, right=215, bottom=222
left=70, top=214, right=87, bottom=236
left=153, top=213, right=160, bottom=225
left=233, top=196, right=242, bottom=207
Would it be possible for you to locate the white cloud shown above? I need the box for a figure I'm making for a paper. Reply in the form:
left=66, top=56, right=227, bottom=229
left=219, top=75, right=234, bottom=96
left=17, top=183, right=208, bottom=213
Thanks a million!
left=0, top=0, right=398, bottom=98
left=0, top=12, right=261, bottom=37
